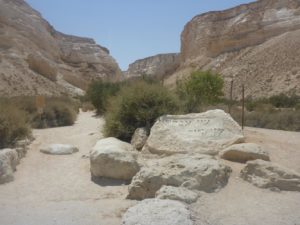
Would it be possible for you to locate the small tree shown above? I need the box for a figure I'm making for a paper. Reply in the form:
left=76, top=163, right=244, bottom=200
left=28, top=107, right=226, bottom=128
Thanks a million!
left=104, top=81, right=179, bottom=141
left=177, top=70, right=224, bottom=112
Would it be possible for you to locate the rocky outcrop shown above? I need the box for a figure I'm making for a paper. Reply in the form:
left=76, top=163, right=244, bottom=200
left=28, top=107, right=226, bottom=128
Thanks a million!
left=241, top=159, right=300, bottom=191
left=220, top=143, right=270, bottom=163
left=167, top=0, right=300, bottom=99
left=40, top=144, right=79, bottom=155
left=0, top=0, right=121, bottom=97
left=90, top=138, right=140, bottom=180
left=143, top=109, right=245, bottom=156
left=121, top=199, right=194, bottom=225
left=127, top=154, right=232, bottom=200
left=124, top=53, right=180, bottom=80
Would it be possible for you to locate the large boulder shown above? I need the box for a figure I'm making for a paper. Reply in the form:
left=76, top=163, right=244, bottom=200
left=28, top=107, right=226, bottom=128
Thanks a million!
left=143, top=110, right=244, bottom=156
left=127, top=154, right=231, bottom=200
left=131, top=127, right=148, bottom=150
left=40, top=144, right=79, bottom=155
left=0, top=149, right=19, bottom=184
left=240, top=159, right=300, bottom=192
left=90, top=137, right=140, bottom=180
left=121, top=199, right=193, bottom=225
left=220, top=143, right=270, bottom=163
left=155, top=185, right=199, bottom=204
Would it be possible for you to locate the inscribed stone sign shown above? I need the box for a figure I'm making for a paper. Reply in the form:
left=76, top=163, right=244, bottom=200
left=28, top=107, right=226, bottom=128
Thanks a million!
left=143, top=109, right=244, bottom=155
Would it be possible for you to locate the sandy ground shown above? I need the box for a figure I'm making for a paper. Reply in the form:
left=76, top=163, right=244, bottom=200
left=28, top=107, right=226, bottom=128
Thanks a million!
left=0, top=111, right=135, bottom=225
left=0, top=111, right=299, bottom=225
left=191, top=127, right=300, bottom=225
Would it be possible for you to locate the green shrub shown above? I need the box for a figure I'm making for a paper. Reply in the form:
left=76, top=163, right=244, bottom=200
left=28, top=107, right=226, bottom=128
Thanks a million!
left=0, top=103, right=31, bottom=148
left=176, top=70, right=224, bottom=113
left=104, top=81, right=179, bottom=141
left=86, top=80, right=120, bottom=114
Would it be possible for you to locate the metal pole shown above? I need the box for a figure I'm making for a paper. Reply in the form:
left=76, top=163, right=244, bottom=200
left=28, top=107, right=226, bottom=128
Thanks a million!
left=242, top=84, right=245, bottom=130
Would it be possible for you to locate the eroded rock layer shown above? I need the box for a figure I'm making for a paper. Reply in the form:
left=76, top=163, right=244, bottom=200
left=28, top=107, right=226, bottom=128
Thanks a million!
left=167, top=0, right=300, bottom=99
left=0, top=0, right=121, bottom=96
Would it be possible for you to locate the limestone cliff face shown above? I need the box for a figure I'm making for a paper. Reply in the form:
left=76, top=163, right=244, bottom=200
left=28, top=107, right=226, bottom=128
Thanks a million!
left=167, top=0, right=300, bottom=99
left=124, top=53, right=180, bottom=79
left=0, top=0, right=121, bottom=96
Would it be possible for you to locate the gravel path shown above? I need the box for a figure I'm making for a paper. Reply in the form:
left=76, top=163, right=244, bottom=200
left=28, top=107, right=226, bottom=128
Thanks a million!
left=0, top=111, right=134, bottom=225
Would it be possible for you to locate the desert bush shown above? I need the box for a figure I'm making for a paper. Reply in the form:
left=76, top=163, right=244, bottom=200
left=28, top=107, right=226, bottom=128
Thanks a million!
left=176, top=70, right=224, bottom=113
left=86, top=80, right=120, bottom=114
left=31, top=97, right=79, bottom=128
left=0, top=102, right=31, bottom=148
left=269, top=94, right=299, bottom=108
left=104, top=81, right=179, bottom=141
left=1, top=96, right=79, bottom=129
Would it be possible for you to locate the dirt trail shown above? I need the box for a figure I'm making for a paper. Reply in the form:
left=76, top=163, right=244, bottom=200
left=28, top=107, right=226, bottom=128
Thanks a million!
left=0, top=111, right=134, bottom=225
left=0, top=112, right=300, bottom=225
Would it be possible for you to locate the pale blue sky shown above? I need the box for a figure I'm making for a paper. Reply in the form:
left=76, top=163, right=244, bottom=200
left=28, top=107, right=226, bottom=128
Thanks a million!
left=26, top=0, right=253, bottom=70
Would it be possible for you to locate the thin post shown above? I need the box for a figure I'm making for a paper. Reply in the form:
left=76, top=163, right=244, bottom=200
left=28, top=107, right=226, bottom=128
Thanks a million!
left=229, top=80, right=233, bottom=114
left=241, top=84, right=245, bottom=130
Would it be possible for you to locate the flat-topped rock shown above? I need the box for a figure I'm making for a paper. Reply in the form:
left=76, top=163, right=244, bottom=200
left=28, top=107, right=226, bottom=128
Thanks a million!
left=121, top=199, right=193, bottom=225
left=40, top=144, right=79, bottom=155
left=143, top=110, right=244, bottom=156
left=127, top=154, right=231, bottom=200
left=90, top=138, right=140, bottom=180
left=220, top=143, right=270, bottom=163
left=155, top=185, right=199, bottom=204
left=241, top=159, right=300, bottom=192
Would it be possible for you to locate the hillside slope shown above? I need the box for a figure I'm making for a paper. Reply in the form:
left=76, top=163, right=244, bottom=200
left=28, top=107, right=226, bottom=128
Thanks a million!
left=166, top=0, right=300, bottom=99
left=0, top=0, right=121, bottom=97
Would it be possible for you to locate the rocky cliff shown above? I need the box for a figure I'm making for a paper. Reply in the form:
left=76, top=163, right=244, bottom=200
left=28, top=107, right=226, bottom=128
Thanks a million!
left=166, top=0, right=300, bottom=99
left=0, top=0, right=121, bottom=97
left=124, top=53, right=180, bottom=80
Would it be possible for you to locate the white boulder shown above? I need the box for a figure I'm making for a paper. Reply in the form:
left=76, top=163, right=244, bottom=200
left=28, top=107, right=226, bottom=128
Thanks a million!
left=90, top=137, right=140, bottom=180
left=241, top=159, right=300, bottom=191
left=121, top=199, right=193, bottom=225
left=0, top=149, right=19, bottom=184
left=143, top=110, right=244, bottom=156
left=127, top=154, right=231, bottom=199
left=155, top=185, right=199, bottom=204
left=40, top=144, right=79, bottom=155
left=220, top=143, right=270, bottom=163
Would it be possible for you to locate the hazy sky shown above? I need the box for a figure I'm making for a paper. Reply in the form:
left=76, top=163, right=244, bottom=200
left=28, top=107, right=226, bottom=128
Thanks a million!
left=26, top=0, right=253, bottom=70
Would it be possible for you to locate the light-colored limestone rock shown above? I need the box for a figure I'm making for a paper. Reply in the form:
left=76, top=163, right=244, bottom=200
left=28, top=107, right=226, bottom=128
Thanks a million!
left=0, top=0, right=121, bottom=97
left=240, top=159, right=300, bottom=191
left=127, top=154, right=231, bottom=199
left=124, top=53, right=180, bottom=79
left=121, top=199, right=193, bottom=225
left=90, top=138, right=140, bottom=180
left=220, top=143, right=270, bottom=163
left=0, top=149, right=19, bottom=184
left=143, top=109, right=244, bottom=156
left=131, top=127, right=148, bottom=150
left=40, top=144, right=79, bottom=155
left=155, top=185, right=199, bottom=204
left=166, top=0, right=300, bottom=99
